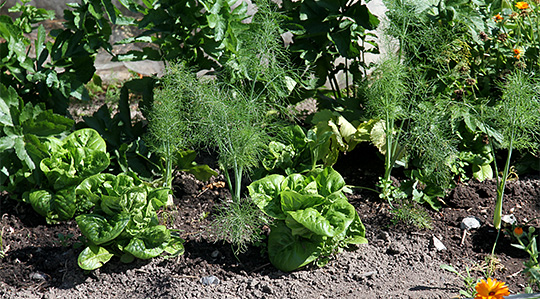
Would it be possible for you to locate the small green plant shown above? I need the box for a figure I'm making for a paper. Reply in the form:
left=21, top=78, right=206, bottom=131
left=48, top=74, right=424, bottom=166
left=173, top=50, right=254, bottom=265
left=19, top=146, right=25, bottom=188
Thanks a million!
left=390, top=202, right=432, bottom=230
left=511, top=225, right=540, bottom=291
left=75, top=173, right=184, bottom=270
left=208, top=198, right=270, bottom=256
left=55, top=233, right=74, bottom=247
left=441, top=264, right=479, bottom=298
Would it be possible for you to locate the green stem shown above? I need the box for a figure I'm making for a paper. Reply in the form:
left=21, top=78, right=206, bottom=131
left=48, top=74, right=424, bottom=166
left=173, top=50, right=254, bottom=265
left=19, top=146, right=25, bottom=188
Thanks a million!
left=234, top=162, right=243, bottom=202
left=491, top=229, right=501, bottom=256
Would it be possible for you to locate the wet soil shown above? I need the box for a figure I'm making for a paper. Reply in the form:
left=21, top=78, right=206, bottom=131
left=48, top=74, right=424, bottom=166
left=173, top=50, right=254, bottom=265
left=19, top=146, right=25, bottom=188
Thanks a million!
left=1, top=143, right=539, bottom=299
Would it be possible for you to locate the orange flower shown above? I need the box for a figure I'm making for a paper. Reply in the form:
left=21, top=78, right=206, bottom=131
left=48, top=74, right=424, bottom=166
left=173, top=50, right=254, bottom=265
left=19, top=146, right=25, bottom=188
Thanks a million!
left=514, top=226, right=524, bottom=237
left=513, top=48, right=523, bottom=59
left=475, top=278, right=510, bottom=299
left=516, top=1, right=529, bottom=9
left=494, top=14, right=504, bottom=21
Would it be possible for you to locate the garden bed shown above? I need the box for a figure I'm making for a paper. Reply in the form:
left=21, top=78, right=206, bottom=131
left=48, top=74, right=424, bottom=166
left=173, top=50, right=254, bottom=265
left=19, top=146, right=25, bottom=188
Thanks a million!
left=1, top=145, right=538, bottom=299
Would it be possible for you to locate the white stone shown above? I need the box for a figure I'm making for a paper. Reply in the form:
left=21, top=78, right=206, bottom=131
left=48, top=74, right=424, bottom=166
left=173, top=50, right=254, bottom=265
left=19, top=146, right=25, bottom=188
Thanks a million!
left=431, top=236, right=447, bottom=251
left=501, top=214, right=517, bottom=226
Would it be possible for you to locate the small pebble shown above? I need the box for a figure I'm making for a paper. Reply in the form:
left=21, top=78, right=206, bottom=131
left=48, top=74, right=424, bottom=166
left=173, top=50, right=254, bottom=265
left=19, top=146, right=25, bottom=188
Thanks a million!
left=30, top=272, right=47, bottom=281
left=200, top=275, right=220, bottom=286
left=431, top=236, right=447, bottom=251
left=501, top=214, right=517, bottom=226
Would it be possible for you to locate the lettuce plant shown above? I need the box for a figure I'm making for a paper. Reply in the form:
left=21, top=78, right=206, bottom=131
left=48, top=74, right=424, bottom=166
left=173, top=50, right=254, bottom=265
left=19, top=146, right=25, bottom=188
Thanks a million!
left=75, top=173, right=184, bottom=270
left=248, top=167, right=367, bottom=272
left=26, top=128, right=109, bottom=224
left=0, top=83, right=74, bottom=194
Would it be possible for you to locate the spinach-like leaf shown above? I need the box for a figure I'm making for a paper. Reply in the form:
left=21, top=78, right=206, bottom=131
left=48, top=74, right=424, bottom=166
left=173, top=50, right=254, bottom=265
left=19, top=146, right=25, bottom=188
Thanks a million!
left=76, top=213, right=131, bottom=245
left=268, top=220, right=322, bottom=272
left=123, top=225, right=170, bottom=259
left=248, top=174, right=286, bottom=219
left=280, top=190, right=325, bottom=212
left=78, top=245, right=114, bottom=271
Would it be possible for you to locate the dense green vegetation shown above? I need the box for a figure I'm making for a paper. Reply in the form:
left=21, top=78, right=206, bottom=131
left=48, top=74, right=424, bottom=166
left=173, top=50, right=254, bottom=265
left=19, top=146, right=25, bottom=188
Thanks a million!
left=1, top=0, right=539, bottom=280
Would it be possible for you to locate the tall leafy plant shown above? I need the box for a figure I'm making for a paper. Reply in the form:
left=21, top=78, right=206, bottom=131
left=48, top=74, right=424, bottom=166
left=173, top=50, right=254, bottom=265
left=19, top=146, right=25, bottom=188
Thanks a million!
left=280, top=0, right=380, bottom=100
left=115, top=0, right=250, bottom=70
left=490, top=71, right=540, bottom=233
left=361, top=57, right=408, bottom=203
left=1, top=0, right=122, bottom=115
left=0, top=83, right=74, bottom=194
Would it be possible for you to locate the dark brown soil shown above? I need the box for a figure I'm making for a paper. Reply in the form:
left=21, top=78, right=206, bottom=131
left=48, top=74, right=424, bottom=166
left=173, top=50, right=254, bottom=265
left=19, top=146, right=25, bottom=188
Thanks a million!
left=1, top=143, right=539, bottom=299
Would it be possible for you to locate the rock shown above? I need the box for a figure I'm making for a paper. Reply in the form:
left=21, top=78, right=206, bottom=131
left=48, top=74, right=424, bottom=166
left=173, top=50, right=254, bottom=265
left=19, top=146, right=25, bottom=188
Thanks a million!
left=501, top=214, right=517, bottom=226
left=431, top=236, right=447, bottom=251
left=386, top=242, right=405, bottom=255
left=200, top=275, right=220, bottom=286
left=261, top=283, right=273, bottom=294
left=30, top=272, right=47, bottom=281
left=211, top=250, right=220, bottom=258
left=460, top=216, right=482, bottom=230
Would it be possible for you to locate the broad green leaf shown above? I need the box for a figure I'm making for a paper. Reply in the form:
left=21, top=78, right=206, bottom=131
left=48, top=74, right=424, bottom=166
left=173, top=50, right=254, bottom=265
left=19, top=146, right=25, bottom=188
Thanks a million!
left=78, top=245, right=114, bottom=270
left=76, top=213, right=130, bottom=245
left=0, top=136, right=15, bottom=151
left=28, top=189, right=53, bottom=218
left=20, top=103, right=74, bottom=136
left=14, top=137, right=35, bottom=170
left=281, top=173, right=308, bottom=192
left=248, top=174, right=286, bottom=219
left=314, top=167, right=345, bottom=197
left=71, top=148, right=110, bottom=178
left=324, top=199, right=357, bottom=237
left=472, top=163, right=493, bottom=181
left=123, top=226, right=170, bottom=259
left=52, top=188, right=77, bottom=221
left=268, top=220, right=322, bottom=272
left=123, top=238, right=164, bottom=259
left=164, top=235, right=185, bottom=256
left=280, top=190, right=326, bottom=212
left=63, top=128, right=106, bottom=153
left=75, top=173, right=116, bottom=210
left=287, top=208, right=335, bottom=237
left=0, top=84, right=18, bottom=127
left=345, top=213, right=368, bottom=245
left=248, top=174, right=285, bottom=199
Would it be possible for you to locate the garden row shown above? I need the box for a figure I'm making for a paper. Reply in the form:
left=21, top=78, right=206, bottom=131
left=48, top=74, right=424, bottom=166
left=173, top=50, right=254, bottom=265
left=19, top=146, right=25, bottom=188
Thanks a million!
left=1, top=0, right=540, bottom=290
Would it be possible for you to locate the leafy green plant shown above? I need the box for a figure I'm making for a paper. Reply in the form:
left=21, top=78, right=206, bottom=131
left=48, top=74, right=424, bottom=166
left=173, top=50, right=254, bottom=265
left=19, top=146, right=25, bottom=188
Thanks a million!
left=1, top=0, right=122, bottom=115
left=25, top=128, right=109, bottom=224
left=441, top=264, right=480, bottom=298
left=511, top=225, right=540, bottom=291
left=248, top=167, right=367, bottom=272
left=114, top=0, right=249, bottom=71
left=0, top=83, right=74, bottom=194
left=280, top=0, right=380, bottom=99
left=75, top=173, right=184, bottom=270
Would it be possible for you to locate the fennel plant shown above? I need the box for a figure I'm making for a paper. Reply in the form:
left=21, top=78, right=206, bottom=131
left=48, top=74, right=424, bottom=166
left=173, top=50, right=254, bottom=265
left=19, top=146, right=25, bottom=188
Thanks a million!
left=362, top=57, right=408, bottom=203
left=491, top=71, right=540, bottom=233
